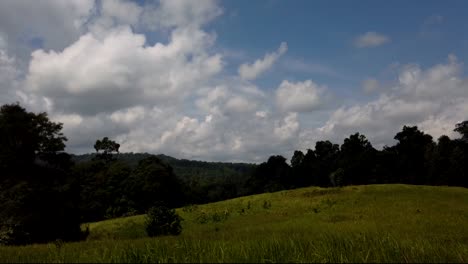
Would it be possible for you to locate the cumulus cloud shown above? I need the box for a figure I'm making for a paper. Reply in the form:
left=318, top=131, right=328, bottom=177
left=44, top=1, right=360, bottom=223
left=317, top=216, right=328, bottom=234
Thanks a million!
left=23, top=25, right=222, bottom=115
left=309, top=55, right=468, bottom=149
left=0, top=49, right=20, bottom=105
left=238, top=42, right=287, bottom=81
left=354, top=32, right=390, bottom=48
left=2, top=0, right=467, bottom=163
left=276, top=80, right=325, bottom=112
left=0, top=0, right=94, bottom=54
left=2, top=0, right=302, bottom=162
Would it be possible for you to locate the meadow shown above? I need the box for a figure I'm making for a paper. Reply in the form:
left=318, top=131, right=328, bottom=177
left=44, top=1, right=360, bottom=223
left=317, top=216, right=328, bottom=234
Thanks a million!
left=1, top=184, right=467, bottom=263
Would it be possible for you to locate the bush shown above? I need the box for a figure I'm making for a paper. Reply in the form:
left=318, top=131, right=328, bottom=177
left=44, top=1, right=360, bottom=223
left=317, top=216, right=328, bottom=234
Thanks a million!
left=145, top=205, right=182, bottom=237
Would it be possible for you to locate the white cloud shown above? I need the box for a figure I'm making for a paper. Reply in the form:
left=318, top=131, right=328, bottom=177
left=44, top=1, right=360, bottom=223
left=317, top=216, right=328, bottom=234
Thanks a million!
left=362, top=78, right=379, bottom=93
left=110, top=106, right=146, bottom=125
left=309, top=55, right=468, bottom=148
left=238, top=42, right=287, bottom=81
left=276, top=80, right=325, bottom=112
left=2, top=1, right=467, bottom=164
left=6, top=0, right=301, bottom=162
left=354, top=31, right=390, bottom=48
left=0, top=0, right=94, bottom=53
left=23, top=25, right=222, bottom=115
left=0, top=49, right=20, bottom=105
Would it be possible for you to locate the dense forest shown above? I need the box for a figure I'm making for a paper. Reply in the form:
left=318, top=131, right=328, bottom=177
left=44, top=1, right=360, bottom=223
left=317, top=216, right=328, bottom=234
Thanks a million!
left=0, top=102, right=467, bottom=245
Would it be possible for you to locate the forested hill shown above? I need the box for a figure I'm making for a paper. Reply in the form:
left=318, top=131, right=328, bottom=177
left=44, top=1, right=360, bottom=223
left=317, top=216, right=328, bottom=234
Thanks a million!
left=71, top=153, right=256, bottom=179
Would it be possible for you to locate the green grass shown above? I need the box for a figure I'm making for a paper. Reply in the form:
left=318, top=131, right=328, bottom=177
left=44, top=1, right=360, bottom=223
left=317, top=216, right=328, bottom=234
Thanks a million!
left=1, top=184, right=467, bottom=263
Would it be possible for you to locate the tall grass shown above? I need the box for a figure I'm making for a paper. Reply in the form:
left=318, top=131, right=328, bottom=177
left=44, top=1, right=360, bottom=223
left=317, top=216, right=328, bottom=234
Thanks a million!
left=1, top=184, right=467, bottom=263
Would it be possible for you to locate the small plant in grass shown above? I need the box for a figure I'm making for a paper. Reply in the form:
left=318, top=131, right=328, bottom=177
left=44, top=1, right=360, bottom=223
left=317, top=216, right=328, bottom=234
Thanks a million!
left=145, top=205, right=182, bottom=237
left=263, top=200, right=272, bottom=209
left=196, top=211, right=209, bottom=224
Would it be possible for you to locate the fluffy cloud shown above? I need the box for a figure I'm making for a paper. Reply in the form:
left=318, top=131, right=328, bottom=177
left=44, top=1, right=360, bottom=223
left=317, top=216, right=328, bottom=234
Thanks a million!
left=276, top=80, right=325, bottom=112
left=310, top=55, right=468, bottom=148
left=6, top=0, right=302, bottom=162
left=0, top=49, right=19, bottom=105
left=354, top=32, right=390, bottom=48
left=23, top=25, right=222, bottom=115
left=238, top=42, right=287, bottom=81
left=0, top=0, right=94, bottom=54
left=2, top=0, right=467, bottom=163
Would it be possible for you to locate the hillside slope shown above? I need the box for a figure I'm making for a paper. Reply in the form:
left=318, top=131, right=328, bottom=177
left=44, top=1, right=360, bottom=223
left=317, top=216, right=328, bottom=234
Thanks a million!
left=71, top=152, right=256, bottom=178
left=1, top=184, right=467, bottom=263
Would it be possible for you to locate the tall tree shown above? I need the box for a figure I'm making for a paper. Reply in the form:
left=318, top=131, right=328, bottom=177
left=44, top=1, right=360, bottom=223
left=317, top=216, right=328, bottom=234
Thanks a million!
left=93, top=137, right=120, bottom=162
left=0, top=103, right=83, bottom=245
left=394, top=126, right=434, bottom=184
left=339, top=133, right=377, bottom=185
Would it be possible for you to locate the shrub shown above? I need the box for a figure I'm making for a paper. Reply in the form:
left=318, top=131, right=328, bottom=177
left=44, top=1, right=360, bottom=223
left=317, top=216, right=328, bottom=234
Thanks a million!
left=145, top=205, right=182, bottom=237
left=263, top=200, right=272, bottom=209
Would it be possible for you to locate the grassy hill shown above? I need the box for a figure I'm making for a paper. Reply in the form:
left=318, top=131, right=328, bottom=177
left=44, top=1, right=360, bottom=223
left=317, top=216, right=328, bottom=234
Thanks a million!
left=1, top=184, right=467, bottom=263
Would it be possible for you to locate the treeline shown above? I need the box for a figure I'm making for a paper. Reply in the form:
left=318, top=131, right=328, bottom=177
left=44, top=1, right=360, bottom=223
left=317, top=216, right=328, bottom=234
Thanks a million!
left=0, top=103, right=254, bottom=245
left=245, top=125, right=468, bottom=194
left=1, top=102, right=467, bottom=246
left=71, top=152, right=255, bottom=217
left=71, top=152, right=254, bottom=181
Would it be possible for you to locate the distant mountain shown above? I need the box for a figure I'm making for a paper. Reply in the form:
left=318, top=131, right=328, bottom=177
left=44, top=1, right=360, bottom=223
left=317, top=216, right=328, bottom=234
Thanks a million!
left=70, top=153, right=256, bottom=179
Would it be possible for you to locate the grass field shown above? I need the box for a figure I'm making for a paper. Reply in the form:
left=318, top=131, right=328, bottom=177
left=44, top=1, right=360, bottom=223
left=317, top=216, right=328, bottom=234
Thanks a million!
left=1, top=184, right=467, bottom=263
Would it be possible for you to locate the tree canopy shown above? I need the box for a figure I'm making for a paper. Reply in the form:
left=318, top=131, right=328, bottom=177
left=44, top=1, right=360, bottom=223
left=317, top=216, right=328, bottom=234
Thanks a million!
left=0, top=103, right=82, bottom=245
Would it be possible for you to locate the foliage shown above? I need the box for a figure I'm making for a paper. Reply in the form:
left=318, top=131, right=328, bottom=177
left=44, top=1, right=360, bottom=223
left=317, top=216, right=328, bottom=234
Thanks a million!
left=0, top=103, right=83, bottom=245
left=246, top=123, right=468, bottom=194
left=74, top=155, right=184, bottom=222
left=145, top=205, right=182, bottom=237
left=94, top=137, right=120, bottom=155
left=454, top=120, right=468, bottom=141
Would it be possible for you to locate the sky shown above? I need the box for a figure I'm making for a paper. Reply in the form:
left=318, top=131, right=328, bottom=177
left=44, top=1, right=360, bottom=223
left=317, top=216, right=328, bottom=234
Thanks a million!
left=1, top=0, right=468, bottom=163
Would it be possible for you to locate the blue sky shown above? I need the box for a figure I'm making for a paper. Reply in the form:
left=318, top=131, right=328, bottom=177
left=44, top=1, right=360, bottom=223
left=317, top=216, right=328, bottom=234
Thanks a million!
left=211, top=0, right=468, bottom=88
left=0, top=0, right=467, bottom=162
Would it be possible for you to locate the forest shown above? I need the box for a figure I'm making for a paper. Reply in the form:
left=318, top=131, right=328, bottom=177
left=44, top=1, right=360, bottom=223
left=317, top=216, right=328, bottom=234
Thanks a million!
left=0, top=102, right=467, bottom=245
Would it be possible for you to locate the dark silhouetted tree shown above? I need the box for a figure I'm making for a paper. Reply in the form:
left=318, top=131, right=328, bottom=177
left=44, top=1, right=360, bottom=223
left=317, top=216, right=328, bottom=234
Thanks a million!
left=454, top=121, right=468, bottom=141
left=145, top=204, right=182, bottom=237
left=93, top=137, right=120, bottom=162
left=245, top=155, right=292, bottom=194
left=128, top=156, right=184, bottom=212
left=339, top=133, right=377, bottom=185
left=394, top=126, right=434, bottom=184
left=313, top=141, right=340, bottom=186
left=0, top=103, right=83, bottom=245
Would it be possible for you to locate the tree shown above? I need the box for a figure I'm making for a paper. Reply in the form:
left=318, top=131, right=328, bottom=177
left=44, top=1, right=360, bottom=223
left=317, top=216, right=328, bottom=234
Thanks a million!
left=128, top=156, right=184, bottom=213
left=394, top=126, right=434, bottom=184
left=291, top=150, right=305, bottom=168
left=0, top=103, right=83, bottom=245
left=0, top=103, right=66, bottom=173
left=339, top=133, right=376, bottom=185
left=454, top=121, right=468, bottom=141
left=94, top=137, right=120, bottom=154
left=145, top=204, right=182, bottom=237
left=313, top=141, right=340, bottom=186
left=245, top=155, right=292, bottom=194
left=93, top=137, right=120, bottom=162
